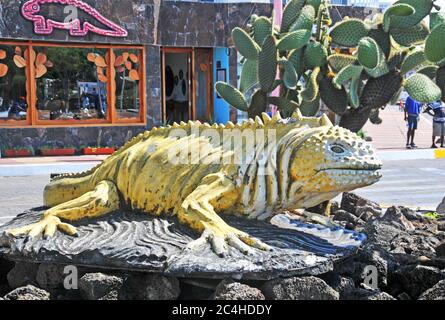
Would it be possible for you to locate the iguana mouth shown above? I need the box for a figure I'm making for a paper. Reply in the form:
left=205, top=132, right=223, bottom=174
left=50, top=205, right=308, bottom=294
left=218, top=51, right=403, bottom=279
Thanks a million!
left=317, top=165, right=382, bottom=173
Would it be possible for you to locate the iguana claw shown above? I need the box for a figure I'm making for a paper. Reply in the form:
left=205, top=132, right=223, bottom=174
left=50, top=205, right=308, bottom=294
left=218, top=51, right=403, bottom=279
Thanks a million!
left=7, top=215, right=77, bottom=239
left=185, top=225, right=271, bottom=257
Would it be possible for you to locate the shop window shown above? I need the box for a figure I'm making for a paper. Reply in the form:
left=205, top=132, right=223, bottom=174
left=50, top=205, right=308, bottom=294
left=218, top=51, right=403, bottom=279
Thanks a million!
left=113, top=48, right=142, bottom=121
left=34, top=47, right=109, bottom=122
left=0, top=42, right=146, bottom=127
left=163, top=50, right=192, bottom=124
left=0, top=45, right=28, bottom=124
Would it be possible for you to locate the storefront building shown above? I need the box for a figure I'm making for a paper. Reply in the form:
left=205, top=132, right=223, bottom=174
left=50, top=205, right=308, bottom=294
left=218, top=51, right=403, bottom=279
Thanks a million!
left=0, top=0, right=271, bottom=151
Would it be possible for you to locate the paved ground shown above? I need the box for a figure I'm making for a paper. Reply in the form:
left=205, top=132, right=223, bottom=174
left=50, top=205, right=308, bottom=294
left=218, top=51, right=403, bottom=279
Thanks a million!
left=0, top=175, right=49, bottom=226
left=0, top=159, right=443, bottom=226
left=363, top=105, right=438, bottom=150
left=353, top=159, right=445, bottom=211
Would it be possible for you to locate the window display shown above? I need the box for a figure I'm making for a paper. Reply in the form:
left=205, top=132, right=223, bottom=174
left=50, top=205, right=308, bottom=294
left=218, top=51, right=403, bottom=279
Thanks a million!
left=0, top=42, right=145, bottom=127
left=0, top=45, right=28, bottom=124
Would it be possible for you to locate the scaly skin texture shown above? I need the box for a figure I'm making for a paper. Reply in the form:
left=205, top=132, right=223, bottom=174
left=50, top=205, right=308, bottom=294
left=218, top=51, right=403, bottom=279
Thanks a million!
left=8, top=111, right=382, bottom=256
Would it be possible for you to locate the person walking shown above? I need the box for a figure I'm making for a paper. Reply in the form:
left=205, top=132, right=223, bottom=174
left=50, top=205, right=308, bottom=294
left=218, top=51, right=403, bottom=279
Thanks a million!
left=81, top=93, right=90, bottom=109
left=425, top=100, right=445, bottom=148
left=404, top=96, right=423, bottom=149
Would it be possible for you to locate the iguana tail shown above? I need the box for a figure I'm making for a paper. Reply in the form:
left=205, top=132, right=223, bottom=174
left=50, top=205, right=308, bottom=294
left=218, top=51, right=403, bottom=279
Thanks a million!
left=52, top=132, right=149, bottom=182
left=45, top=131, right=151, bottom=207
left=44, top=174, right=95, bottom=207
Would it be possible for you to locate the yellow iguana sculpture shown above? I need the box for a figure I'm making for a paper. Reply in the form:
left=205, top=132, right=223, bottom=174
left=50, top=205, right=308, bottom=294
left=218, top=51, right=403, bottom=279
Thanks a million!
left=8, top=111, right=382, bottom=256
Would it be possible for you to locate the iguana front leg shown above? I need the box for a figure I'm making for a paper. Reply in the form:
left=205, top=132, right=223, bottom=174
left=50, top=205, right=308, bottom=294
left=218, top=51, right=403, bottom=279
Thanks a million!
left=179, top=173, right=270, bottom=257
left=8, top=180, right=120, bottom=239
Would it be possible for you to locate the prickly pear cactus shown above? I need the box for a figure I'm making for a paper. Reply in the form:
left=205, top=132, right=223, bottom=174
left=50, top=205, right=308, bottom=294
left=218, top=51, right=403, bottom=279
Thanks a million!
left=216, top=0, right=445, bottom=132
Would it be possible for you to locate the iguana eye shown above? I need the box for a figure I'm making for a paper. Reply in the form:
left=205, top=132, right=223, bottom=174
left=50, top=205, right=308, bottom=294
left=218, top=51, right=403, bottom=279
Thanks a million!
left=330, top=145, right=345, bottom=154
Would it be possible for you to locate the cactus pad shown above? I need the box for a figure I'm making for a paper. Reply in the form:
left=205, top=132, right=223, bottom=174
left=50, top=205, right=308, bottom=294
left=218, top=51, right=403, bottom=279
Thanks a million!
left=383, top=3, right=415, bottom=32
left=435, top=66, right=445, bottom=102
left=425, top=23, right=445, bottom=63
left=288, top=49, right=305, bottom=77
left=368, top=25, right=392, bottom=59
left=319, top=75, right=348, bottom=115
left=369, top=109, right=383, bottom=125
left=330, top=19, right=369, bottom=47
left=253, top=17, right=273, bottom=46
left=268, top=97, right=299, bottom=118
left=418, top=65, right=438, bottom=79
left=364, top=50, right=389, bottom=79
left=258, top=35, right=278, bottom=92
left=302, top=67, right=321, bottom=102
left=306, top=0, right=322, bottom=15
left=327, top=54, right=357, bottom=73
left=281, top=0, right=306, bottom=33
left=249, top=90, right=269, bottom=118
left=357, top=37, right=381, bottom=69
left=390, top=86, right=404, bottom=105
left=289, top=5, right=316, bottom=32
left=430, top=12, right=445, bottom=30
left=232, top=27, right=260, bottom=60
left=277, top=30, right=312, bottom=51
left=390, top=0, right=435, bottom=30
left=333, top=65, right=364, bottom=89
left=304, top=42, right=328, bottom=69
left=215, top=82, right=249, bottom=111
left=300, top=94, right=321, bottom=117
left=401, top=49, right=427, bottom=75
left=391, top=21, right=430, bottom=47
left=349, top=78, right=361, bottom=109
left=280, top=59, right=299, bottom=90
left=240, top=59, right=258, bottom=93
left=360, top=71, right=403, bottom=110
left=404, top=73, right=442, bottom=103
left=339, top=107, right=372, bottom=133
left=388, top=50, right=409, bottom=71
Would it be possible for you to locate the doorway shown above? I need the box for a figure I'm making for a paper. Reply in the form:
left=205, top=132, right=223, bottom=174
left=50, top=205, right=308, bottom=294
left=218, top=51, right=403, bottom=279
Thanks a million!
left=161, top=47, right=213, bottom=124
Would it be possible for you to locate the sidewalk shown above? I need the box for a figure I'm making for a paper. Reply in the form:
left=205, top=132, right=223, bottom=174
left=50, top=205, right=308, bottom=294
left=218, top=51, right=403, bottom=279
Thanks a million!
left=363, top=105, right=445, bottom=160
left=0, top=155, right=107, bottom=177
left=363, top=105, right=432, bottom=150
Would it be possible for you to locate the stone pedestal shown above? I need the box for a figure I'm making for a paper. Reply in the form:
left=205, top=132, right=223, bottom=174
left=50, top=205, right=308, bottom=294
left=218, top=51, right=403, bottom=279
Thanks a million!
left=0, top=209, right=366, bottom=280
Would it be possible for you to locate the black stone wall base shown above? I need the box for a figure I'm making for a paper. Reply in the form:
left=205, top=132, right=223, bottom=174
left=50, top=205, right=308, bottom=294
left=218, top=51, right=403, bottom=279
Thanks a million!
left=0, top=125, right=147, bottom=151
left=0, top=209, right=365, bottom=280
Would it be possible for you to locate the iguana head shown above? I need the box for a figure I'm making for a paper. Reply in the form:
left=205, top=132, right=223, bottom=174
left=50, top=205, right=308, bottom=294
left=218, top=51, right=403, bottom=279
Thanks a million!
left=22, top=1, right=41, bottom=20
left=287, top=117, right=382, bottom=208
left=23, top=1, right=40, bottom=14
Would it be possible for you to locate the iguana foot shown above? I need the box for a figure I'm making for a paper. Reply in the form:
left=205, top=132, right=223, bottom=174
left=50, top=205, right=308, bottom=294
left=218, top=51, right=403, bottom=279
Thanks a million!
left=185, top=223, right=271, bottom=257
left=7, top=215, right=77, bottom=240
left=8, top=180, right=120, bottom=240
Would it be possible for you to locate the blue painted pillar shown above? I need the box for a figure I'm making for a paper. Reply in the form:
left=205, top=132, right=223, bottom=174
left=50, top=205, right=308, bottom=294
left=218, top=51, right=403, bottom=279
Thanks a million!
left=213, top=47, right=230, bottom=124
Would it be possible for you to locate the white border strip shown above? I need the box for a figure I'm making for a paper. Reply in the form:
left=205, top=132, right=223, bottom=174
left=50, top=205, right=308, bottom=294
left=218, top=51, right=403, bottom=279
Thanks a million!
left=377, top=149, right=437, bottom=162
left=0, top=163, right=98, bottom=177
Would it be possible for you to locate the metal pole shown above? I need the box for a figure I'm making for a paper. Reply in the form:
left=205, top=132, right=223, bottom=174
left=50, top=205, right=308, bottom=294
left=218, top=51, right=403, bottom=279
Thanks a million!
left=274, top=0, right=283, bottom=27
left=271, top=0, right=283, bottom=115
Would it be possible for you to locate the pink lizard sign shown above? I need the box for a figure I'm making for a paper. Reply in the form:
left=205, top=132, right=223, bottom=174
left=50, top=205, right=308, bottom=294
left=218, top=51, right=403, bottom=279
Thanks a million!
left=22, top=0, right=128, bottom=37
